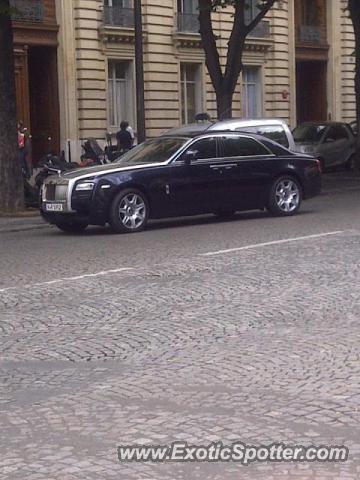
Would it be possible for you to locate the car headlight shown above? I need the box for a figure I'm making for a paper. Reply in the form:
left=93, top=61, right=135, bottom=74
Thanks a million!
left=76, top=182, right=95, bottom=191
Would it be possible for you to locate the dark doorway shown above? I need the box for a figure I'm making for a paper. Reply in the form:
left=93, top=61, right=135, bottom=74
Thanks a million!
left=296, top=61, right=327, bottom=124
left=28, top=47, right=60, bottom=166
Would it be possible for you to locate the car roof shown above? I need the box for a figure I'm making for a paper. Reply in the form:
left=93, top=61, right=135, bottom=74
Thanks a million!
left=164, top=130, right=287, bottom=144
left=209, top=118, right=288, bottom=130
left=163, top=118, right=290, bottom=137
left=162, top=123, right=213, bottom=137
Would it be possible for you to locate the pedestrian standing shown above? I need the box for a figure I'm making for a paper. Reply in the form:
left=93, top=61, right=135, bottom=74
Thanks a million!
left=116, top=121, right=133, bottom=153
left=18, top=122, right=30, bottom=179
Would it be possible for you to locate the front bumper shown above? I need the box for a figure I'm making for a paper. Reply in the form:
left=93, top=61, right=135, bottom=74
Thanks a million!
left=41, top=177, right=111, bottom=226
left=41, top=209, right=87, bottom=223
left=40, top=210, right=91, bottom=226
left=41, top=177, right=73, bottom=213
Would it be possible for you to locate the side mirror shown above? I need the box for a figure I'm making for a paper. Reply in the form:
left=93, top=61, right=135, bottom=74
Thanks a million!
left=183, top=150, right=197, bottom=165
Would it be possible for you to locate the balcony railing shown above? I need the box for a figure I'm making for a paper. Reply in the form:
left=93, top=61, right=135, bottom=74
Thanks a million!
left=104, top=6, right=134, bottom=28
left=298, top=25, right=322, bottom=44
left=176, top=13, right=270, bottom=40
left=247, top=20, right=270, bottom=38
left=177, top=13, right=199, bottom=33
left=10, top=0, right=44, bottom=23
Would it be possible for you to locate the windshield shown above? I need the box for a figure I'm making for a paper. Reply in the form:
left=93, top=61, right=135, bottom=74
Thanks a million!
left=293, top=124, right=327, bottom=143
left=116, top=137, right=188, bottom=166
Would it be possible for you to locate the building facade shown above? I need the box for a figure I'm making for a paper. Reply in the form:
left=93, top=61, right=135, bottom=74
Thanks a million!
left=11, top=0, right=60, bottom=164
left=12, top=0, right=356, bottom=163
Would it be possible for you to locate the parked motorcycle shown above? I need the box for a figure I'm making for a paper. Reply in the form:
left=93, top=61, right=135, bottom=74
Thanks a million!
left=25, top=138, right=123, bottom=207
left=81, top=138, right=107, bottom=164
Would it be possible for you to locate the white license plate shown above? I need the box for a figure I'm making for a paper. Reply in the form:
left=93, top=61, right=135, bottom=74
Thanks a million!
left=45, top=203, right=63, bottom=212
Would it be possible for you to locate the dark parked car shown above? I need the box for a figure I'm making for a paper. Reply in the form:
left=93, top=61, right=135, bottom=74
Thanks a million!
left=40, top=132, right=321, bottom=234
left=293, top=122, right=355, bottom=170
left=349, top=120, right=358, bottom=137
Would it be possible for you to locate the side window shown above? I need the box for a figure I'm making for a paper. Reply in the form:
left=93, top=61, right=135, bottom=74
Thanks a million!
left=257, top=126, right=289, bottom=148
left=190, top=137, right=217, bottom=160
left=326, top=126, right=348, bottom=142
left=337, top=125, right=350, bottom=140
left=221, top=136, right=270, bottom=158
left=325, top=127, right=336, bottom=142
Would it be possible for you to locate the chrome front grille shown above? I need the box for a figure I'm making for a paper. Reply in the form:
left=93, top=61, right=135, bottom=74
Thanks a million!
left=54, top=185, right=68, bottom=201
left=45, top=184, right=56, bottom=201
left=44, top=182, right=69, bottom=202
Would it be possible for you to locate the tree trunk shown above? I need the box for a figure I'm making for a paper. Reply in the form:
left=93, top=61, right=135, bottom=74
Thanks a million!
left=0, top=1, right=24, bottom=213
left=349, top=0, right=360, bottom=173
left=216, top=90, right=233, bottom=120
left=198, top=0, right=275, bottom=122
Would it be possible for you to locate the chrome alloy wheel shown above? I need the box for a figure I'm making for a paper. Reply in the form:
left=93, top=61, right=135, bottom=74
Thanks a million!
left=118, top=193, right=146, bottom=230
left=275, top=179, right=300, bottom=213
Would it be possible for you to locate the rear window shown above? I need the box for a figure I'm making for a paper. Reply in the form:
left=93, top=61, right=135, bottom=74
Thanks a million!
left=236, top=125, right=289, bottom=147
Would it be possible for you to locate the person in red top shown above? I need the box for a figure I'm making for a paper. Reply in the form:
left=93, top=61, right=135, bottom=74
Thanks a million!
left=18, top=122, right=30, bottom=179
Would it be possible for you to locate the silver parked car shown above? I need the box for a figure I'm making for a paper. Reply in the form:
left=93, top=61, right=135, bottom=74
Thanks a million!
left=349, top=120, right=358, bottom=137
left=163, top=119, right=296, bottom=151
left=293, top=122, right=355, bottom=170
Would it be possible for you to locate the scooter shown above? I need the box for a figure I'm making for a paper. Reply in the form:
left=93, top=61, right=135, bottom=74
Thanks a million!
left=81, top=138, right=110, bottom=165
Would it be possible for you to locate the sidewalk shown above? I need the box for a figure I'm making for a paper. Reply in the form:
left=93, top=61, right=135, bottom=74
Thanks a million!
left=0, top=213, right=48, bottom=234
left=0, top=172, right=359, bottom=234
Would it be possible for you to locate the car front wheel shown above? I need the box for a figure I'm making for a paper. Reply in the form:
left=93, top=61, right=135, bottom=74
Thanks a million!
left=267, top=176, right=302, bottom=216
left=109, top=189, right=149, bottom=233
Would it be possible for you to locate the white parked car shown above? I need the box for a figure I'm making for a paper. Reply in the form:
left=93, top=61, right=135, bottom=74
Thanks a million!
left=164, top=118, right=296, bottom=151
left=293, top=122, right=356, bottom=170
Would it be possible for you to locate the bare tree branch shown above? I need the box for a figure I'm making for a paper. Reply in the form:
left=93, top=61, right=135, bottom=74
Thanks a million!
left=245, top=0, right=276, bottom=34
left=197, top=0, right=277, bottom=119
left=198, top=0, right=223, bottom=91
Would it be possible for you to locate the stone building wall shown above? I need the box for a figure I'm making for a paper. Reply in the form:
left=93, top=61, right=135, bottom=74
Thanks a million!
left=55, top=0, right=356, bottom=156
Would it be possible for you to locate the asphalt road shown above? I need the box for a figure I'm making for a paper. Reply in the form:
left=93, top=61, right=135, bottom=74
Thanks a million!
left=1, top=180, right=360, bottom=479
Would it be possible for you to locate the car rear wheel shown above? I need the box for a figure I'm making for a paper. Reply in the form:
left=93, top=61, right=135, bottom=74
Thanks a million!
left=55, top=222, right=88, bottom=233
left=109, top=189, right=149, bottom=234
left=267, top=176, right=302, bottom=216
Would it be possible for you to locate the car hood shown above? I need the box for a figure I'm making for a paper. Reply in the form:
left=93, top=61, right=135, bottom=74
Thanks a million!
left=62, top=161, right=162, bottom=180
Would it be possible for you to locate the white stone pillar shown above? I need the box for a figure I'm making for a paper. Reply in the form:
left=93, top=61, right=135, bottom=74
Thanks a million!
left=288, top=0, right=297, bottom=128
left=56, top=0, right=81, bottom=161
left=327, top=0, right=342, bottom=121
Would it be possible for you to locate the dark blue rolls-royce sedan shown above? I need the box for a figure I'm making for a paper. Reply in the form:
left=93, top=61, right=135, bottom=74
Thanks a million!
left=40, top=131, right=321, bottom=233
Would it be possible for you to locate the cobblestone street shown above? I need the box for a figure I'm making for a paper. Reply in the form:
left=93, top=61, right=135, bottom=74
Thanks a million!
left=1, top=182, right=360, bottom=479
